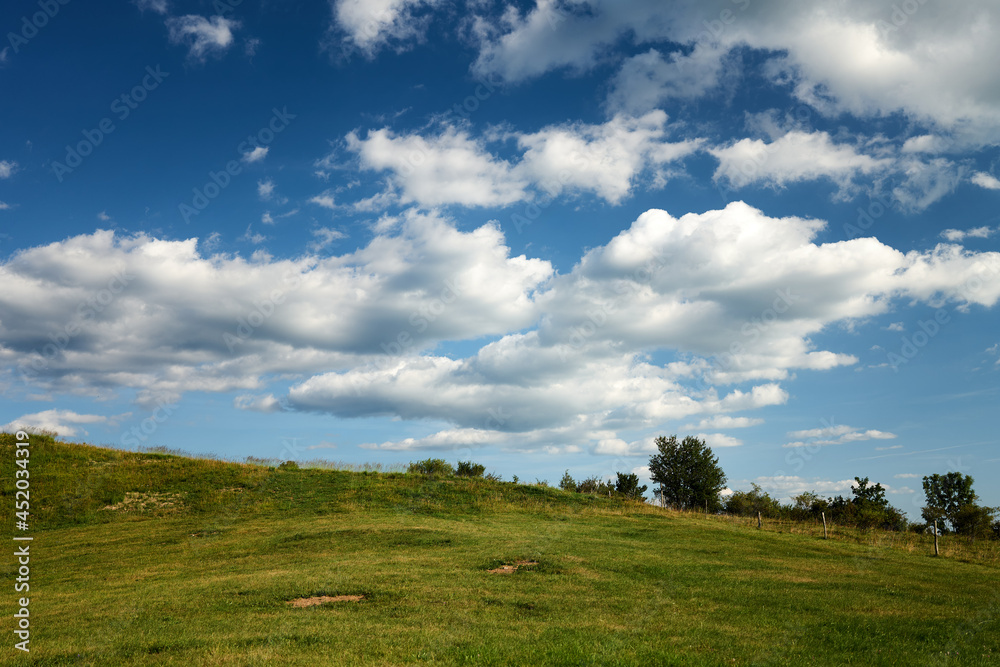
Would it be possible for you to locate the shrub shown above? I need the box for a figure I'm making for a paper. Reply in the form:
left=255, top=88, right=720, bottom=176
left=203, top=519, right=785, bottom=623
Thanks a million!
left=577, top=476, right=614, bottom=495
left=456, top=460, right=486, bottom=478
left=408, top=458, right=455, bottom=475
left=277, top=460, right=300, bottom=471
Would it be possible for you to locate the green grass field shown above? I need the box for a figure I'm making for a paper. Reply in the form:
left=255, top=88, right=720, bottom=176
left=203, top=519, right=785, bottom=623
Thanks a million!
left=2, top=435, right=998, bottom=666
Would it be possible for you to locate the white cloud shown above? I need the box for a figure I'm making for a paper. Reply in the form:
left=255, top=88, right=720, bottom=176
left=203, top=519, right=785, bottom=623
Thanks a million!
left=894, top=473, right=921, bottom=479
left=239, top=225, right=265, bottom=245
left=234, top=394, right=282, bottom=413
left=344, top=113, right=702, bottom=209
left=3, top=202, right=999, bottom=451
left=261, top=212, right=274, bottom=225
left=515, top=111, right=703, bottom=204
left=1, top=409, right=118, bottom=438
left=0, top=201, right=11, bottom=210
left=0, top=211, right=551, bottom=407
left=309, top=192, right=337, bottom=209
left=941, top=226, right=995, bottom=242
left=242, top=146, right=269, bottom=163
left=971, top=172, right=1000, bottom=190
left=783, top=424, right=897, bottom=448
left=0, top=160, right=17, bottom=179
left=886, top=322, right=905, bottom=331
left=697, top=432, right=743, bottom=448
left=606, top=45, right=726, bottom=114
left=710, top=130, right=890, bottom=193
left=471, top=1, right=1000, bottom=142
left=332, top=0, right=442, bottom=56
left=166, top=15, right=240, bottom=62
left=135, top=0, right=168, bottom=13
left=257, top=179, right=275, bottom=200
left=309, top=226, right=346, bottom=252
left=683, top=416, right=763, bottom=430
left=97, top=211, right=111, bottom=222
left=346, top=127, right=528, bottom=208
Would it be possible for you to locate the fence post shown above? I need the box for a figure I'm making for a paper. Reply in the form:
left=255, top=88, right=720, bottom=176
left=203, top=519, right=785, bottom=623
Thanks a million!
left=822, top=512, right=828, bottom=539
left=757, top=512, right=762, bottom=529
left=933, top=519, right=939, bottom=557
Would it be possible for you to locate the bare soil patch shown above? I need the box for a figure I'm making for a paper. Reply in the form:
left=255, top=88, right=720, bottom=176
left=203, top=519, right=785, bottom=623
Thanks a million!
left=287, top=595, right=365, bottom=607
left=488, top=560, right=539, bottom=574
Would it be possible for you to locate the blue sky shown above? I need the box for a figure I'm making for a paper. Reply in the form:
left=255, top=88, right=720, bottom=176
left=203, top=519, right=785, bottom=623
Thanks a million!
left=2, top=0, right=999, bottom=517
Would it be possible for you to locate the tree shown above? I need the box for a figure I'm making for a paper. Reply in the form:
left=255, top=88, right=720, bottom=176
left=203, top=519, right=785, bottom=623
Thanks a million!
left=921, top=472, right=979, bottom=532
left=559, top=470, right=576, bottom=492
left=615, top=472, right=647, bottom=500
left=724, top=483, right=781, bottom=518
left=647, top=435, right=727, bottom=511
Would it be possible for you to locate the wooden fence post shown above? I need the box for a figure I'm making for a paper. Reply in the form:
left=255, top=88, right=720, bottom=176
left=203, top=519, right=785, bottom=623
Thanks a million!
left=822, top=512, right=828, bottom=539
left=933, top=519, right=939, bottom=557
left=757, top=512, right=762, bottom=529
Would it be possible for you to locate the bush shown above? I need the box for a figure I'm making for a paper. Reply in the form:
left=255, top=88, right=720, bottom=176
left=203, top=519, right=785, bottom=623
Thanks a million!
left=724, top=484, right=782, bottom=518
left=484, top=471, right=503, bottom=482
left=277, top=460, right=300, bottom=471
left=407, top=458, right=454, bottom=476
left=456, top=460, right=486, bottom=478
left=577, top=476, right=614, bottom=495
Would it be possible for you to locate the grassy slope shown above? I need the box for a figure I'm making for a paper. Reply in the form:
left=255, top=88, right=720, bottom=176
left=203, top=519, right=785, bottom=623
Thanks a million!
left=2, top=435, right=998, bottom=666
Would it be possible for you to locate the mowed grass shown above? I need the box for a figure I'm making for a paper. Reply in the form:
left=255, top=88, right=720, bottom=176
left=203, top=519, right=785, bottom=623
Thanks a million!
left=2, top=436, right=999, bottom=666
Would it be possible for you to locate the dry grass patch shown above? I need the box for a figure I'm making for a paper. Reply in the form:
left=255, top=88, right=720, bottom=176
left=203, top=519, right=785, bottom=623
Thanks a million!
left=487, top=560, right=539, bottom=574
left=286, top=595, right=365, bottom=607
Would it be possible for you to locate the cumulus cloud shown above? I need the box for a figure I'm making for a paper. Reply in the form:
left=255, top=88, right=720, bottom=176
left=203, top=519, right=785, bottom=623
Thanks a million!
left=3, top=202, right=999, bottom=451
left=332, top=0, right=442, bottom=56
left=346, top=127, right=528, bottom=207
left=711, top=130, right=891, bottom=194
left=242, top=146, right=269, bottom=163
left=471, top=0, right=1000, bottom=141
left=1, top=409, right=124, bottom=438
left=343, top=112, right=702, bottom=208
left=606, top=45, right=727, bottom=114
left=0, top=210, right=551, bottom=407
left=971, top=172, right=1000, bottom=190
left=167, top=15, right=240, bottom=62
left=309, top=192, right=337, bottom=209
left=940, top=226, right=996, bottom=242
left=257, top=179, right=275, bottom=200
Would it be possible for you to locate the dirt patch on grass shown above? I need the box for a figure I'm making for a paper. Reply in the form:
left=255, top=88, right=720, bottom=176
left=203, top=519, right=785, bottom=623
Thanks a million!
left=286, top=595, right=365, bottom=607
left=101, top=492, right=184, bottom=513
left=488, top=560, right=539, bottom=574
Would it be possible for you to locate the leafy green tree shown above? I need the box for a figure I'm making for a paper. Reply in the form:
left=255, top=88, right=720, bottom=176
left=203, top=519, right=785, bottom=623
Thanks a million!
left=407, top=458, right=454, bottom=475
left=647, top=435, right=727, bottom=511
left=951, top=503, right=998, bottom=540
left=724, top=483, right=782, bottom=518
left=559, top=470, right=576, bottom=492
left=576, top=475, right=613, bottom=495
left=614, top=472, right=647, bottom=500
left=922, top=472, right=979, bottom=532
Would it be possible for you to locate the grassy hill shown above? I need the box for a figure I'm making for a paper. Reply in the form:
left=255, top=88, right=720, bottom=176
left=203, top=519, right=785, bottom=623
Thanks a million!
left=2, top=434, right=998, bottom=666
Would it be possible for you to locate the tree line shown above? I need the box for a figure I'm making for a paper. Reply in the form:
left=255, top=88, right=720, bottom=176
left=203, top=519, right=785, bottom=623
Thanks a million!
left=646, top=435, right=1000, bottom=538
